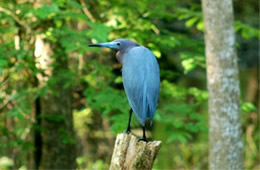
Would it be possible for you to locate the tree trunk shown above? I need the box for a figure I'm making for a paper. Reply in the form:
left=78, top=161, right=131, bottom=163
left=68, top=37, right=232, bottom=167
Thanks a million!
left=109, top=133, right=161, bottom=170
left=35, top=37, right=77, bottom=169
left=201, top=0, right=243, bottom=170
left=41, top=86, right=76, bottom=169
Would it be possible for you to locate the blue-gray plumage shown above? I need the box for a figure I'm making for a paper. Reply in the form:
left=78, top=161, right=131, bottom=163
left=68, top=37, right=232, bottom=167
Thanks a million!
left=89, top=39, right=160, bottom=141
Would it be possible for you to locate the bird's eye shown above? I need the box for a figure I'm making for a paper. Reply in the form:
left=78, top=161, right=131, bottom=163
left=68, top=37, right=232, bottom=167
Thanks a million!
left=116, top=43, right=121, bottom=46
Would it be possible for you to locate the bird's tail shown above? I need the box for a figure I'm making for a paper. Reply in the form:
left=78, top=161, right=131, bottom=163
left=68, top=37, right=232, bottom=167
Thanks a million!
left=147, top=105, right=154, bottom=126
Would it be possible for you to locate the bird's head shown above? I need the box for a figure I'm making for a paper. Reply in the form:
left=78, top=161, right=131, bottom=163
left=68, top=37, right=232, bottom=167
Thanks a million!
left=88, top=39, right=139, bottom=51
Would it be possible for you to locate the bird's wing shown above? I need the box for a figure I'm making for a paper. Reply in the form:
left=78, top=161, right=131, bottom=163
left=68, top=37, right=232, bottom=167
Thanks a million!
left=122, top=46, right=160, bottom=126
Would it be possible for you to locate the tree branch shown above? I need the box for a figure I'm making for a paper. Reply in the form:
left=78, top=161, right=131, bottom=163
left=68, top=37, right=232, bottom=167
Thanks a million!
left=0, top=7, right=31, bottom=33
left=79, top=0, right=96, bottom=22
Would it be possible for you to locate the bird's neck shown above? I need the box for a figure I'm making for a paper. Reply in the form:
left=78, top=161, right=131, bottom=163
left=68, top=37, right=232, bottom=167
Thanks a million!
left=116, top=51, right=124, bottom=64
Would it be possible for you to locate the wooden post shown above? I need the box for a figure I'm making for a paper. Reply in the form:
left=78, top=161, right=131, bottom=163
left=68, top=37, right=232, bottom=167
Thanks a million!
left=109, top=133, right=162, bottom=170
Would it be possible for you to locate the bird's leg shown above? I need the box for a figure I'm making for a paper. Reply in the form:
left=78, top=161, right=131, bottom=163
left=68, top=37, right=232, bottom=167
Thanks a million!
left=124, top=109, right=132, bottom=134
left=138, top=126, right=147, bottom=142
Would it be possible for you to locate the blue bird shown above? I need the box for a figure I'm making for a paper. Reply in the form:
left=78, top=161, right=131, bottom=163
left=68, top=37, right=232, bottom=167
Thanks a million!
left=89, top=39, right=160, bottom=141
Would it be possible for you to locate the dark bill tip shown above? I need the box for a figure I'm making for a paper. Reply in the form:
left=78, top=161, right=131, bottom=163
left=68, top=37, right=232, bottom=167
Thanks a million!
left=88, top=44, right=102, bottom=47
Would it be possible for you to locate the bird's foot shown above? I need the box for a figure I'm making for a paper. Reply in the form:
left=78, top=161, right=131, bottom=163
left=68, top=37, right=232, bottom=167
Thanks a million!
left=138, top=137, right=148, bottom=143
left=124, top=128, right=131, bottom=134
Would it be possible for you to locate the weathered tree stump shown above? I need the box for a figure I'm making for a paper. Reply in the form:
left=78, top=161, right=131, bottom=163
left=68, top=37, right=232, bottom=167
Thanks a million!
left=109, top=133, right=162, bottom=170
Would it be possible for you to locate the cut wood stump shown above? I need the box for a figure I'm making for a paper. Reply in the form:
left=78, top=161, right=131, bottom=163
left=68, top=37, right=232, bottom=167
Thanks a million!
left=109, top=133, right=162, bottom=170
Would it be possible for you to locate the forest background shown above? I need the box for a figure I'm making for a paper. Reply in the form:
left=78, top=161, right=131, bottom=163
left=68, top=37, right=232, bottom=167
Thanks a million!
left=0, top=0, right=259, bottom=169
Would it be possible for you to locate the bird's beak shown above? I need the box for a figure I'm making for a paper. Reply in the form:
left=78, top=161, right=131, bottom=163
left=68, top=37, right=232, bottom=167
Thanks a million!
left=88, top=42, right=118, bottom=49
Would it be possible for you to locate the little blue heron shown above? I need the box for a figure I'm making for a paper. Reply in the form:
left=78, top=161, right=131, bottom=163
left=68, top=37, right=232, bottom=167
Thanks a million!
left=89, top=39, right=160, bottom=141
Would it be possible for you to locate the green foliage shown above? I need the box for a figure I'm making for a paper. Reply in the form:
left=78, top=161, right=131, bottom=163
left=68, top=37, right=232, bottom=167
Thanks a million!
left=34, top=3, right=60, bottom=19
left=156, top=80, right=207, bottom=144
left=181, top=53, right=205, bottom=74
left=242, top=102, right=257, bottom=113
left=235, top=21, right=260, bottom=39
left=175, top=6, right=204, bottom=31
left=76, top=156, right=107, bottom=170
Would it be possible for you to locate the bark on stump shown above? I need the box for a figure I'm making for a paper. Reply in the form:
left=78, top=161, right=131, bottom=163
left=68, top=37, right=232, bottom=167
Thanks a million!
left=109, top=133, right=162, bottom=170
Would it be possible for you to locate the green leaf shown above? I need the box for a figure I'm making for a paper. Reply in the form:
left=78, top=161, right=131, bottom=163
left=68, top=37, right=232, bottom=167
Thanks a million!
left=152, top=49, right=162, bottom=58
left=196, top=20, right=204, bottom=31
left=182, top=58, right=196, bottom=74
left=185, top=17, right=198, bottom=28
left=241, top=102, right=256, bottom=113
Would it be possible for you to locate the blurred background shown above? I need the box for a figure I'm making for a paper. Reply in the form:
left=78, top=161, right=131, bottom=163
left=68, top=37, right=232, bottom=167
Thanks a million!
left=0, top=0, right=259, bottom=169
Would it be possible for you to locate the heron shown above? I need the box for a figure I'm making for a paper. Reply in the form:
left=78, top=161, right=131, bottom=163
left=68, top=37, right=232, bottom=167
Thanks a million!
left=89, top=39, right=160, bottom=141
